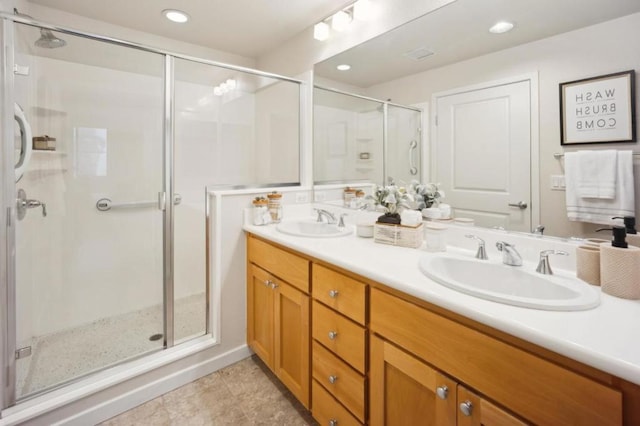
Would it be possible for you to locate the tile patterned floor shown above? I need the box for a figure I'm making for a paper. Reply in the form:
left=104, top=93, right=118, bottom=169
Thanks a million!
left=100, top=355, right=316, bottom=425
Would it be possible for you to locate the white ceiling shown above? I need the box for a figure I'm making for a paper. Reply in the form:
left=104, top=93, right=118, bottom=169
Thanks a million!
left=27, top=0, right=352, bottom=58
left=315, top=0, right=640, bottom=87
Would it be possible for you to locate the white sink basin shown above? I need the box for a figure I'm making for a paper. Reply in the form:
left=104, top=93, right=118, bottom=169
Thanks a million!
left=276, top=219, right=353, bottom=238
left=419, top=254, right=600, bottom=311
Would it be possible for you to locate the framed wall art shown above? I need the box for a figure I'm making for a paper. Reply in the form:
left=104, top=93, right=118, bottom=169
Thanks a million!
left=559, top=70, right=636, bottom=145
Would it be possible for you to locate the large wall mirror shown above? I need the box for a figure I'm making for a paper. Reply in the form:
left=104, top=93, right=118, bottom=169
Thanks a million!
left=313, top=0, right=640, bottom=237
left=313, top=86, right=422, bottom=186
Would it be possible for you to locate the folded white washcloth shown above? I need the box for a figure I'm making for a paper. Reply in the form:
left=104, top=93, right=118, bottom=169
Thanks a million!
left=566, top=150, right=635, bottom=225
left=577, top=150, right=617, bottom=199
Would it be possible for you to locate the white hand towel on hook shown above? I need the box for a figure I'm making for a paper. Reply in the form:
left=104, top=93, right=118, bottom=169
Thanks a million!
left=577, top=150, right=617, bottom=199
left=566, top=150, right=635, bottom=224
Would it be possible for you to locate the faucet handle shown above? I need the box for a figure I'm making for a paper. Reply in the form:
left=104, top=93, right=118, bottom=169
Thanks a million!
left=313, top=208, right=323, bottom=222
left=536, top=250, right=569, bottom=275
left=338, top=213, right=347, bottom=228
left=465, top=234, right=488, bottom=260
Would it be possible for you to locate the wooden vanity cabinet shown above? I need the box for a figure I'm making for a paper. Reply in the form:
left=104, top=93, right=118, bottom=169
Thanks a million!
left=311, top=264, right=368, bottom=424
left=245, top=233, right=636, bottom=425
left=246, top=236, right=310, bottom=408
left=370, top=287, right=623, bottom=425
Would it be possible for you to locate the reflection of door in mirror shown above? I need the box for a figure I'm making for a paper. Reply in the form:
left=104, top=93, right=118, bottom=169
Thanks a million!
left=386, top=105, right=422, bottom=185
left=433, top=77, right=533, bottom=231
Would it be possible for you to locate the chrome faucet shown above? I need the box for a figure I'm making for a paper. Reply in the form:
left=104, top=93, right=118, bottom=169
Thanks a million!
left=314, top=208, right=337, bottom=224
left=338, top=213, right=347, bottom=229
left=536, top=250, right=568, bottom=275
left=465, top=234, right=488, bottom=260
left=496, top=241, right=522, bottom=266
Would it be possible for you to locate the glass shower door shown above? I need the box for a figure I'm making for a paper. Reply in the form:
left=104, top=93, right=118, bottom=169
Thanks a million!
left=12, top=23, right=166, bottom=399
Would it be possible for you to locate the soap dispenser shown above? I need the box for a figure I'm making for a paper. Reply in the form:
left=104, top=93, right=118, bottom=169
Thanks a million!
left=612, top=216, right=640, bottom=248
left=600, top=225, right=640, bottom=299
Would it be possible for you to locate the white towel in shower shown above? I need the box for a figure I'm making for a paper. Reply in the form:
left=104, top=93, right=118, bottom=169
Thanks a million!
left=565, top=150, right=635, bottom=225
left=576, top=150, right=617, bottom=199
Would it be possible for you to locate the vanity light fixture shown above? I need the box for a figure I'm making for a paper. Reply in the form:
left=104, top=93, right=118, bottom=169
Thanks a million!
left=163, top=9, right=190, bottom=23
left=314, top=21, right=330, bottom=41
left=332, top=10, right=352, bottom=32
left=337, top=64, right=351, bottom=71
left=353, top=0, right=372, bottom=20
left=489, top=21, right=514, bottom=34
left=314, top=0, right=371, bottom=41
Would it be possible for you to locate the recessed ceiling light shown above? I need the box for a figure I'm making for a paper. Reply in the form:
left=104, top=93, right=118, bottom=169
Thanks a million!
left=163, top=9, right=190, bottom=23
left=337, top=64, right=351, bottom=71
left=489, top=21, right=514, bottom=34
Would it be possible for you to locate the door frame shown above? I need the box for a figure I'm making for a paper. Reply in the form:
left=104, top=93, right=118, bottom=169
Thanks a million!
left=430, top=73, right=540, bottom=229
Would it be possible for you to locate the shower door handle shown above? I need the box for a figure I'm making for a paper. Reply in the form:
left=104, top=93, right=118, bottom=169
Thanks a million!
left=409, top=140, right=418, bottom=175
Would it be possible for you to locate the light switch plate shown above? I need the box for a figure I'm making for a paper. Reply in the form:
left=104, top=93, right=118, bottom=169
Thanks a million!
left=295, top=192, right=309, bottom=203
left=550, top=174, right=566, bottom=190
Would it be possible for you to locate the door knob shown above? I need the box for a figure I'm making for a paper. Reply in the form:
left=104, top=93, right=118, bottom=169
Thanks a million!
left=508, top=201, right=528, bottom=209
left=17, top=188, right=47, bottom=220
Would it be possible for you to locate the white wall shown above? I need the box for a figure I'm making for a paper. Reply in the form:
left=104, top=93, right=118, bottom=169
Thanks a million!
left=365, top=13, right=640, bottom=238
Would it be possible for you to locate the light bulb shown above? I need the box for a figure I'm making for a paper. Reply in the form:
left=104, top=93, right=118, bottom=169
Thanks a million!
left=214, top=87, right=223, bottom=96
left=314, top=22, right=330, bottom=41
left=163, top=9, right=189, bottom=23
left=226, top=79, right=237, bottom=89
left=353, top=0, right=372, bottom=20
left=489, top=21, right=514, bottom=34
left=332, top=10, right=351, bottom=32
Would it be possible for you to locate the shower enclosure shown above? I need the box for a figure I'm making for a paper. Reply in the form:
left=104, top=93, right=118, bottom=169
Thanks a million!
left=1, top=13, right=301, bottom=408
left=313, top=86, right=422, bottom=185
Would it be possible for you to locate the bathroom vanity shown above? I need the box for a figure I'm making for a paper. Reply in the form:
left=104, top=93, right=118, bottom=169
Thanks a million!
left=245, top=218, right=640, bottom=425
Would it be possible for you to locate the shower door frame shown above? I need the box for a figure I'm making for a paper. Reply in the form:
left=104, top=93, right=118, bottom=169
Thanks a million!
left=0, top=12, right=303, bottom=410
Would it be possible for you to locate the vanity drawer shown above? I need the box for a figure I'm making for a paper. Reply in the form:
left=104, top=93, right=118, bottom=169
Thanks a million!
left=312, top=341, right=366, bottom=422
left=312, top=379, right=362, bottom=426
left=313, top=301, right=366, bottom=374
left=370, top=288, right=622, bottom=426
left=312, top=264, right=366, bottom=325
left=247, top=236, right=309, bottom=292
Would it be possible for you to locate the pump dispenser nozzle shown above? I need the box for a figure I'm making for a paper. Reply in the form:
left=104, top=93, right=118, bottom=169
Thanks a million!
left=612, top=216, right=637, bottom=235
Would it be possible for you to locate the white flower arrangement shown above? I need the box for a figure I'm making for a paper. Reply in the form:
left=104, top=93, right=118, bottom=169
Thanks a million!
left=366, top=184, right=413, bottom=215
left=408, top=180, right=445, bottom=210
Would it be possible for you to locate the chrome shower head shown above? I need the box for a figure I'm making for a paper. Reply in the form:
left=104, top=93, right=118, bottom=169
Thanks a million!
left=35, top=28, right=66, bottom=49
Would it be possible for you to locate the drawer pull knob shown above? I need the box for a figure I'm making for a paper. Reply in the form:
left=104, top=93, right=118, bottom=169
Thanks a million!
left=328, top=375, right=338, bottom=384
left=270, top=281, right=279, bottom=289
left=459, top=401, right=473, bottom=416
left=329, top=420, right=338, bottom=426
left=264, top=279, right=271, bottom=287
left=329, top=289, right=339, bottom=298
left=436, top=385, right=448, bottom=399
left=328, top=331, right=338, bottom=340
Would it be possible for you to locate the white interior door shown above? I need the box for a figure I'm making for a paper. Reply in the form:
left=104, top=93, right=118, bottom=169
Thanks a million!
left=433, top=79, right=532, bottom=231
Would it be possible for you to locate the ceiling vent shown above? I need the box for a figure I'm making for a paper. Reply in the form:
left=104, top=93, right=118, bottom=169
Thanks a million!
left=403, top=47, right=435, bottom=61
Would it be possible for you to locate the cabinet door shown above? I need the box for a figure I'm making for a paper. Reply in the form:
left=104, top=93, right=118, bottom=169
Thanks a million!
left=247, top=264, right=275, bottom=368
left=370, top=335, right=456, bottom=426
left=275, top=280, right=310, bottom=408
left=457, top=386, right=527, bottom=426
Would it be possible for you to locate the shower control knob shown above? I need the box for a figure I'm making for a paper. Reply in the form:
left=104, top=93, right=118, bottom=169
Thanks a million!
left=16, top=189, right=47, bottom=220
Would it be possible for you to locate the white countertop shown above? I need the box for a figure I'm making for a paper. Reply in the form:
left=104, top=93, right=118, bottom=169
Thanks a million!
left=244, top=216, right=640, bottom=386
